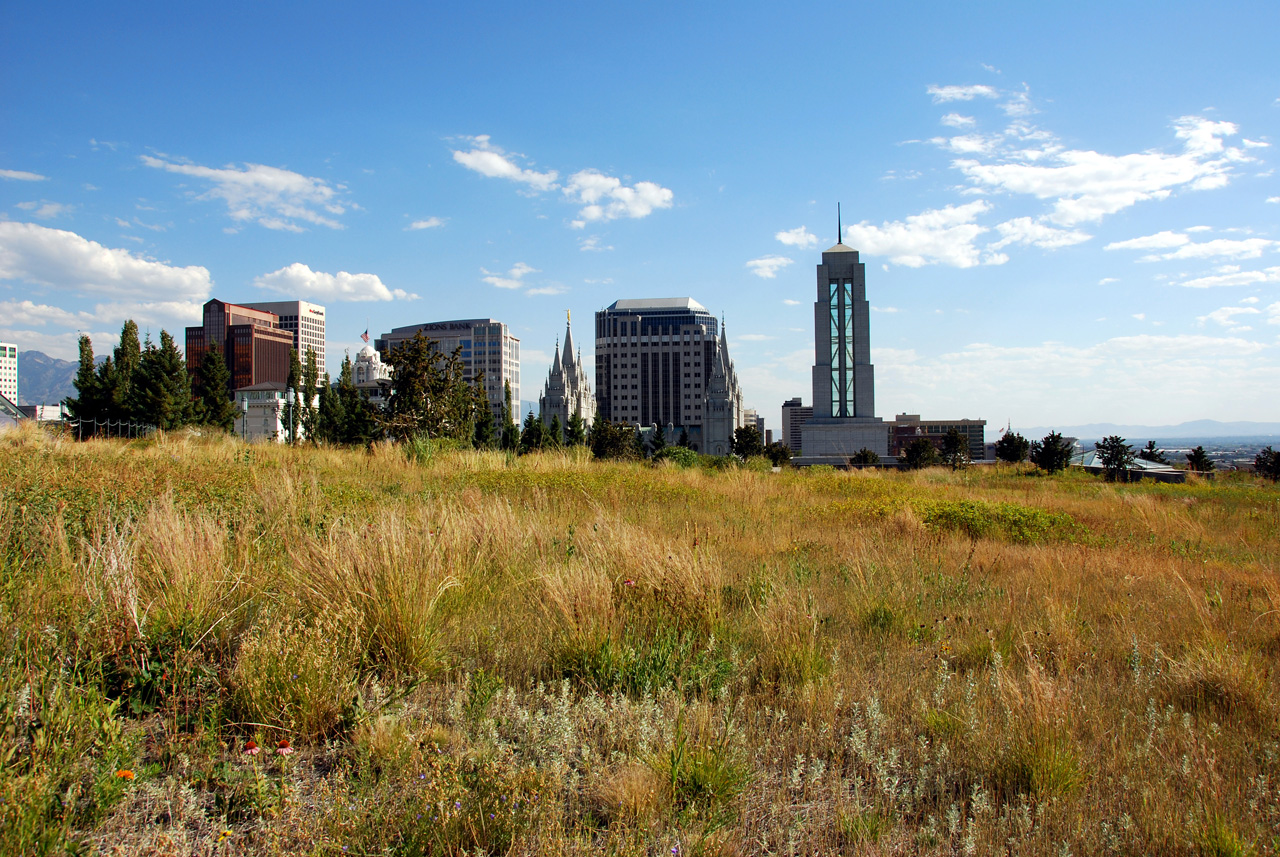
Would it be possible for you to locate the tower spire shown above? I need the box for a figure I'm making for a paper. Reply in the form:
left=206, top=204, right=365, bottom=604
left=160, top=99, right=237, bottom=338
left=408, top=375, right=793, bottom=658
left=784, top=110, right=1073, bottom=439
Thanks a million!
left=837, top=202, right=842, bottom=245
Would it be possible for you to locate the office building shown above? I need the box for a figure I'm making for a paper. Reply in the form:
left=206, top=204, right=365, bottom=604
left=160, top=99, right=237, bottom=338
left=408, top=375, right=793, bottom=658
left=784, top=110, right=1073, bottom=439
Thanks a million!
left=0, top=342, right=16, bottom=405
left=781, top=397, right=814, bottom=453
left=240, top=300, right=327, bottom=377
left=794, top=219, right=888, bottom=463
left=375, top=319, right=519, bottom=425
left=539, top=315, right=595, bottom=434
left=889, top=414, right=987, bottom=461
left=594, top=298, right=742, bottom=455
left=186, top=300, right=295, bottom=393
left=742, top=408, right=765, bottom=439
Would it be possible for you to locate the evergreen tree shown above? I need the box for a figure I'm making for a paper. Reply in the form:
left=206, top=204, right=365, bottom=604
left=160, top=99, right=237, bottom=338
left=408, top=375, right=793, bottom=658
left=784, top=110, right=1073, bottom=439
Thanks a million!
left=1138, top=440, right=1169, bottom=464
left=1254, top=446, right=1280, bottom=482
left=678, top=427, right=691, bottom=448
left=902, top=437, right=940, bottom=469
left=500, top=380, right=519, bottom=451
left=548, top=414, right=563, bottom=448
left=65, top=334, right=104, bottom=435
left=315, top=373, right=342, bottom=443
left=1185, top=445, right=1214, bottom=473
left=648, top=423, right=666, bottom=456
left=1029, top=432, right=1074, bottom=474
left=765, top=441, right=794, bottom=466
left=849, top=447, right=880, bottom=466
left=588, top=420, right=634, bottom=460
left=995, top=431, right=1030, bottom=464
left=194, top=343, right=236, bottom=432
left=1095, top=435, right=1135, bottom=483
left=335, top=355, right=377, bottom=445
left=942, top=428, right=971, bottom=470
left=300, top=347, right=320, bottom=443
left=519, top=411, right=547, bottom=454
left=286, top=347, right=303, bottom=444
left=380, top=334, right=473, bottom=442
left=732, top=424, right=765, bottom=458
left=472, top=379, right=496, bottom=449
left=632, top=426, right=648, bottom=459
left=132, top=330, right=192, bottom=430
left=564, top=409, right=586, bottom=447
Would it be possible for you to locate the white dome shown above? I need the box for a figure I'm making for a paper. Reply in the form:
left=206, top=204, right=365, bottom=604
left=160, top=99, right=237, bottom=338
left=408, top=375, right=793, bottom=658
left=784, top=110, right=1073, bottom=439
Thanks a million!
left=358, top=344, right=376, bottom=359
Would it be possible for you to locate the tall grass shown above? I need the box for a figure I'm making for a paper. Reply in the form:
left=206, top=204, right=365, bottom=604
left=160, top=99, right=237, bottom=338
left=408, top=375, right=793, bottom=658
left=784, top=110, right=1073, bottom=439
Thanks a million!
left=1, top=422, right=1277, bottom=855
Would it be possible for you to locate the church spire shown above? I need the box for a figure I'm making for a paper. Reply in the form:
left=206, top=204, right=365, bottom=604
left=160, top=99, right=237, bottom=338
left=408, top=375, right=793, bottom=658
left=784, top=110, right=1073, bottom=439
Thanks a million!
left=837, top=202, right=842, bottom=245
left=562, top=311, right=575, bottom=367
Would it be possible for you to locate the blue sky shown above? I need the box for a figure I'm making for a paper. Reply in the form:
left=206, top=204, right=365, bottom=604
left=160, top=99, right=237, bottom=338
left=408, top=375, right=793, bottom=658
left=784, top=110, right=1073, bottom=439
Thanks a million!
left=2, top=1, right=1278, bottom=430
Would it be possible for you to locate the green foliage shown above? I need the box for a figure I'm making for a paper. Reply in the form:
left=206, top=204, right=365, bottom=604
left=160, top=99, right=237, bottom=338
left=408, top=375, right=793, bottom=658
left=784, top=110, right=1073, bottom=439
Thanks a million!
left=520, top=411, right=550, bottom=454
left=764, top=440, right=793, bottom=466
left=1255, top=446, right=1280, bottom=481
left=382, top=333, right=477, bottom=442
left=995, top=430, right=1030, bottom=463
left=194, top=342, right=236, bottom=432
left=1030, top=431, right=1073, bottom=473
left=941, top=428, right=971, bottom=470
left=564, top=408, right=586, bottom=446
left=588, top=419, right=636, bottom=460
left=555, top=625, right=735, bottom=697
left=732, top=424, right=765, bottom=458
left=1138, top=440, right=1169, bottom=464
left=231, top=611, right=360, bottom=741
left=500, top=380, right=519, bottom=451
left=849, top=447, right=880, bottom=466
left=902, top=437, right=940, bottom=469
left=920, top=499, right=1080, bottom=543
left=653, top=713, right=746, bottom=823
left=298, top=346, right=320, bottom=442
left=654, top=445, right=698, bottom=468
left=992, top=731, right=1082, bottom=800
left=1096, top=435, right=1135, bottom=483
left=1187, top=445, right=1215, bottom=473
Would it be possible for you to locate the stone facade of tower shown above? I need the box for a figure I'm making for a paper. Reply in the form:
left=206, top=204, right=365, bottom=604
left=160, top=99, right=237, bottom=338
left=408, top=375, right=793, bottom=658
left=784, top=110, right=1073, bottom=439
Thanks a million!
left=538, top=317, right=596, bottom=435
left=702, top=324, right=743, bottom=456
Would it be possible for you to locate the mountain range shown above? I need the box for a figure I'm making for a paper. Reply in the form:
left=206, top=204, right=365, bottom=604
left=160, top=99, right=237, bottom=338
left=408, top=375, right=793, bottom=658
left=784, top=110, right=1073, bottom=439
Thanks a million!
left=16, top=350, right=79, bottom=406
left=1011, top=420, right=1280, bottom=441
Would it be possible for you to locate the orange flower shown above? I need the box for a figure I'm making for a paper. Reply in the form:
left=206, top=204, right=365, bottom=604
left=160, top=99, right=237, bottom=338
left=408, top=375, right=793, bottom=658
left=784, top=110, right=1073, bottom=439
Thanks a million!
left=243, top=740, right=260, bottom=755
left=276, top=738, right=294, bottom=756
left=115, top=769, right=135, bottom=780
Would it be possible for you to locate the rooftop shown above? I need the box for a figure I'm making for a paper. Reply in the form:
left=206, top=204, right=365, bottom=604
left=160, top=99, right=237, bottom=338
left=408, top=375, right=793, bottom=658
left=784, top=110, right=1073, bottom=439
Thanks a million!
left=607, top=298, right=708, bottom=313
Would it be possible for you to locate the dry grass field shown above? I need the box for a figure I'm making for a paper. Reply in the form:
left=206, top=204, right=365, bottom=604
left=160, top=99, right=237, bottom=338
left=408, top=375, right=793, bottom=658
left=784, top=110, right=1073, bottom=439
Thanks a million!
left=2, top=423, right=1277, bottom=856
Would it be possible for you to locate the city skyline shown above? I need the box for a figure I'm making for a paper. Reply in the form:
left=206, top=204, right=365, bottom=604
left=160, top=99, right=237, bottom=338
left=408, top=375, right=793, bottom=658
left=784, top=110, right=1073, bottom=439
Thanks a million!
left=2, top=2, right=1278, bottom=431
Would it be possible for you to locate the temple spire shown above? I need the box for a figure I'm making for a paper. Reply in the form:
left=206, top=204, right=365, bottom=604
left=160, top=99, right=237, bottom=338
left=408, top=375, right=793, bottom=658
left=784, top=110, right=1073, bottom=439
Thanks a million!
left=837, top=202, right=842, bottom=245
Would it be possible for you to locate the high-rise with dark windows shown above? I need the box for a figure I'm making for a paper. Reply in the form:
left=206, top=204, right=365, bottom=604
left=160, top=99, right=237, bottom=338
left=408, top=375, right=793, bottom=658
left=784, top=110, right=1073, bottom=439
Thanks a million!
left=186, top=300, right=295, bottom=394
left=593, top=298, right=742, bottom=454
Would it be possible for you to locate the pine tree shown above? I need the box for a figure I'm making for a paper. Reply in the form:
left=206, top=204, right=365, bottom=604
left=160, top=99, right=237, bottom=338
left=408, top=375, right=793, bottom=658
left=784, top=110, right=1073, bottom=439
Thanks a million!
left=286, top=347, right=303, bottom=444
left=564, top=409, right=586, bottom=447
left=1138, top=440, right=1168, bottom=464
left=678, top=427, right=691, bottom=449
left=109, top=320, right=142, bottom=423
left=1029, top=432, right=1074, bottom=474
left=1095, top=435, right=1135, bottom=483
left=548, top=414, right=563, bottom=447
left=942, top=428, right=971, bottom=470
left=300, top=347, right=320, bottom=443
left=1185, top=446, right=1214, bottom=473
left=195, top=343, right=236, bottom=432
left=130, top=329, right=193, bottom=431
left=519, top=411, right=546, bottom=454
left=500, top=380, right=519, bottom=451
left=995, top=431, right=1030, bottom=463
left=649, top=423, right=666, bottom=456
left=472, top=377, right=495, bottom=449
left=316, top=374, right=342, bottom=443
left=65, top=334, right=103, bottom=435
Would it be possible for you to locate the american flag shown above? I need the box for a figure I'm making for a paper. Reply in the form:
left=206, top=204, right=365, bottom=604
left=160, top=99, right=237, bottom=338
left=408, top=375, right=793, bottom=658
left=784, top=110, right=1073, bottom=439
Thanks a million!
left=360, top=328, right=369, bottom=343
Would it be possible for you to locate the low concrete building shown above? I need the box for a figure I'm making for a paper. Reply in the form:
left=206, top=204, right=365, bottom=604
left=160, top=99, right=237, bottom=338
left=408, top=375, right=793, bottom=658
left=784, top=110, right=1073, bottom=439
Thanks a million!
left=232, top=383, right=320, bottom=443
left=889, top=414, right=987, bottom=461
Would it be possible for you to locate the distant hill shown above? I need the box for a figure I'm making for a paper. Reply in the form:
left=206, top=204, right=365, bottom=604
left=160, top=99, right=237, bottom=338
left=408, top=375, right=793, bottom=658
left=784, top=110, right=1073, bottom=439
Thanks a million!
left=1011, top=419, right=1280, bottom=442
left=17, top=350, right=78, bottom=406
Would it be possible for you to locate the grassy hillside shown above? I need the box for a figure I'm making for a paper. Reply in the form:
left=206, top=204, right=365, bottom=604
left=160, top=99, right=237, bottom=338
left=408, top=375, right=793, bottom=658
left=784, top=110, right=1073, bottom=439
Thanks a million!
left=2, top=424, right=1277, bottom=856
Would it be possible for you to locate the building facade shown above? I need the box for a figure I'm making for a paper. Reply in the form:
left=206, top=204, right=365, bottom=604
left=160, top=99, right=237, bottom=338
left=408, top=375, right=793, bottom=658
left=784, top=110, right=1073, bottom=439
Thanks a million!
left=240, top=300, right=327, bottom=377
left=232, top=382, right=320, bottom=443
left=593, top=298, right=742, bottom=454
left=742, top=408, right=765, bottom=440
left=0, top=342, right=16, bottom=405
left=888, top=414, right=987, bottom=461
left=352, top=344, right=392, bottom=407
left=795, top=234, right=888, bottom=463
left=186, top=300, right=295, bottom=393
left=781, top=397, right=814, bottom=453
left=538, top=316, right=595, bottom=434
left=375, top=319, right=519, bottom=425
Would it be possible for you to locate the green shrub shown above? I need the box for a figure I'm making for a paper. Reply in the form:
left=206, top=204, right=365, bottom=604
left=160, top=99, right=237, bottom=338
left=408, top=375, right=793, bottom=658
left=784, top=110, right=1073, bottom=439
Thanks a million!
left=919, top=499, right=1079, bottom=543
left=653, top=446, right=698, bottom=468
left=230, top=610, right=360, bottom=741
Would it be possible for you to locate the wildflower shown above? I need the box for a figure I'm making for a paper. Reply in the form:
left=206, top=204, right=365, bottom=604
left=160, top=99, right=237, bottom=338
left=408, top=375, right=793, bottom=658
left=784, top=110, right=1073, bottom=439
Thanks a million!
left=277, top=738, right=294, bottom=756
left=243, top=740, right=260, bottom=755
left=624, top=578, right=636, bottom=587
left=115, top=769, right=135, bottom=780
left=455, top=801, right=462, bottom=810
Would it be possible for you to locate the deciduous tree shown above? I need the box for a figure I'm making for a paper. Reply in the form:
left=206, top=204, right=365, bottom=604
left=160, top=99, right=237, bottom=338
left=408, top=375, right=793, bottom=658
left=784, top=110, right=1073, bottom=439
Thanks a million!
left=902, top=437, right=939, bottom=470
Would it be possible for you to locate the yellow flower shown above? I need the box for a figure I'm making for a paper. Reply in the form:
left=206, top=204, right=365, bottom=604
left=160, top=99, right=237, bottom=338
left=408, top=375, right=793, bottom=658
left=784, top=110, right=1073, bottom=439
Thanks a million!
left=115, top=769, right=135, bottom=780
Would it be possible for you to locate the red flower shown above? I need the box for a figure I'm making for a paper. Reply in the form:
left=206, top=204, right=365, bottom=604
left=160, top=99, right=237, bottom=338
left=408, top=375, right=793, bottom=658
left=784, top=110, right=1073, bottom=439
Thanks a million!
left=115, top=769, right=135, bottom=780
left=277, top=738, right=295, bottom=756
left=243, top=740, right=260, bottom=756
left=623, top=578, right=636, bottom=587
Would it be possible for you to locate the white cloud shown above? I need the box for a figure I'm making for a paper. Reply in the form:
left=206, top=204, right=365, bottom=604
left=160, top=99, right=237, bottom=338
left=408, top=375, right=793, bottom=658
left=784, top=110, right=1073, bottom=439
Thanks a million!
left=1185, top=225, right=1213, bottom=233
left=564, top=170, right=673, bottom=227
left=1268, top=196, right=1280, bottom=204
left=951, top=116, right=1254, bottom=225
left=0, top=221, right=212, bottom=301
left=1146, top=237, right=1274, bottom=262
left=746, top=255, right=794, bottom=278
left=481, top=262, right=537, bottom=290
left=1178, top=266, right=1280, bottom=288
left=405, top=217, right=444, bottom=230
left=1198, top=306, right=1260, bottom=327
left=14, top=201, right=72, bottom=219
left=871, top=306, right=900, bottom=313
left=142, top=155, right=347, bottom=230
left=775, top=226, right=819, bottom=248
left=254, top=262, right=416, bottom=302
left=526, top=285, right=566, bottom=296
left=451, top=135, right=558, bottom=192
left=941, top=113, right=976, bottom=129
left=1241, top=297, right=1259, bottom=304
left=844, top=201, right=994, bottom=268
left=1105, top=231, right=1190, bottom=251
left=782, top=299, right=802, bottom=306
left=1098, top=277, right=1119, bottom=285
left=988, top=217, right=1091, bottom=250
left=1266, top=301, right=1280, bottom=325
left=1243, top=139, right=1270, bottom=148
left=1, top=169, right=47, bottom=181
left=927, top=84, right=998, bottom=103
left=579, top=235, right=613, bottom=252
left=1132, top=313, right=1146, bottom=320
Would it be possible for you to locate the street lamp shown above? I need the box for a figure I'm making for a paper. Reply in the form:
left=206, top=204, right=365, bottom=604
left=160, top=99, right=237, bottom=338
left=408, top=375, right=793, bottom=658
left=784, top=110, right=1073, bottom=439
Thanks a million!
left=240, top=396, right=249, bottom=442
left=286, top=387, right=296, bottom=445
